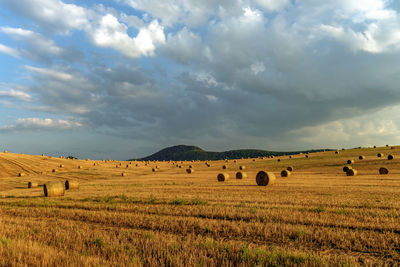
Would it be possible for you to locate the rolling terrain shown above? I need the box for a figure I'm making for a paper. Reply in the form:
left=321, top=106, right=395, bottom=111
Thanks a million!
left=0, top=146, right=399, bottom=266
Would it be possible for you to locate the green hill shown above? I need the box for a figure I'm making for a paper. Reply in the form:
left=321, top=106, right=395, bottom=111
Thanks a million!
left=133, top=145, right=330, bottom=161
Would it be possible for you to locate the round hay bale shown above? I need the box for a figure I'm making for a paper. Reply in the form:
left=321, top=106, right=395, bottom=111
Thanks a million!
left=377, top=153, right=384, bottom=158
left=217, top=173, right=229, bottom=182
left=239, top=165, right=246, bottom=170
left=346, top=169, right=357, bottom=176
left=186, top=168, right=194, bottom=174
left=305, top=155, right=309, bottom=158
left=44, top=181, right=65, bottom=197
left=277, top=159, right=281, bottom=162
left=52, top=169, right=56, bottom=173
left=28, top=182, right=38, bottom=188
left=289, top=156, right=292, bottom=159
left=65, top=180, right=79, bottom=190
left=373, top=146, right=377, bottom=148
left=335, top=151, right=339, bottom=154
left=287, top=166, right=294, bottom=172
left=18, top=172, right=25, bottom=177
left=391, top=146, right=395, bottom=149
left=152, top=168, right=156, bottom=172
left=388, top=154, right=394, bottom=160
left=78, top=165, right=83, bottom=169
left=379, top=167, right=389, bottom=175
left=222, top=165, right=228, bottom=169
left=121, top=172, right=127, bottom=176
left=386, top=144, right=389, bottom=147
left=347, top=159, right=354, bottom=164
left=343, top=166, right=352, bottom=172
left=236, top=171, right=247, bottom=179
left=359, top=155, right=365, bottom=160
left=256, top=171, right=276, bottom=186
left=59, top=164, right=64, bottom=168
left=280, top=170, right=291, bottom=177
left=93, top=163, right=97, bottom=166
left=188, top=165, right=193, bottom=169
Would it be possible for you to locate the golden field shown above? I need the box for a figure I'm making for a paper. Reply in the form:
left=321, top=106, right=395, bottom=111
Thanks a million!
left=0, top=147, right=399, bottom=266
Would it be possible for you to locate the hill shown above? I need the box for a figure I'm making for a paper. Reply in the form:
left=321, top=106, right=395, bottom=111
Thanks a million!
left=134, top=145, right=330, bottom=161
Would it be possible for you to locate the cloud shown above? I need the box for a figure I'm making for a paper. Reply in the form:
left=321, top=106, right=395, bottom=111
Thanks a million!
left=254, top=0, right=291, bottom=12
left=0, top=89, right=32, bottom=101
left=91, top=14, right=165, bottom=58
left=0, top=118, right=82, bottom=132
left=0, top=43, right=20, bottom=58
left=0, top=0, right=90, bottom=34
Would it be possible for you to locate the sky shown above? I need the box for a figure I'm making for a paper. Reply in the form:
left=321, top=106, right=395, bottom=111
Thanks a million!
left=1, top=0, right=400, bottom=160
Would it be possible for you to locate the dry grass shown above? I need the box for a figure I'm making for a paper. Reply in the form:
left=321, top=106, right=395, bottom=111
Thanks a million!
left=0, top=147, right=399, bottom=266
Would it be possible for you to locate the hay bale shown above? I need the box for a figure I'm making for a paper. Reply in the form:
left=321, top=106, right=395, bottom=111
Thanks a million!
left=359, top=155, right=365, bottom=160
left=391, top=146, right=395, bottom=149
left=239, top=165, right=246, bottom=170
left=289, top=156, right=292, bottom=159
left=379, top=167, right=389, bottom=175
left=78, top=165, right=83, bottom=169
left=52, top=169, right=56, bottom=173
left=305, top=155, right=309, bottom=158
left=152, top=168, right=156, bottom=172
left=280, top=170, right=291, bottom=177
left=28, top=182, right=38, bottom=188
left=44, top=181, right=65, bottom=197
left=346, top=169, right=357, bottom=176
left=18, top=172, right=25, bottom=177
left=343, top=166, right=352, bottom=172
left=121, top=172, right=127, bottom=177
left=256, top=171, right=276, bottom=186
left=374, top=146, right=377, bottom=148
left=236, top=171, right=247, bottom=179
left=186, top=168, right=194, bottom=174
left=217, top=173, right=229, bottom=182
left=287, top=166, right=294, bottom=172
left=188, top=165, right=193, bottom=169
left=59, top=164, right=64, bottom=168
left=3, top=150, right=8, bottom=153
left=277, top=159, right=281, bottom=162
left=347, top=159, right=354, bottom=164
left=335, top=151, right=339, bottom=154
left=65, top=180, right=79, bottom=190
left=222, top=165, right=228, bottom=169
left=378, top=153, right=384, bottom=158
left=388, top=154, right=394, bottom=160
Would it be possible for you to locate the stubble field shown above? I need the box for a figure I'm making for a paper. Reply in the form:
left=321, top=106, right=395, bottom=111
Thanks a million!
left=0, top=147, right=399, bottom=266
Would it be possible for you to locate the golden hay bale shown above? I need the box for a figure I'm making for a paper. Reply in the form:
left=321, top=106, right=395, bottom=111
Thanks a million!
left=222, top=165, right=228, bottom=169
left=126, top=165, right=129, bottom=168
left=374, top=146, right=377, bottom=148
left=271, top=156, right=274, bottom=158
left=377, top=153, right=384, bottom=158
left=239, top=165, right=246, bottom=170
left=206, top=163, right=211, bottom=167
left=289, top=156, right=292, bottom=159
left=305, top=155, right=309, bottom=158
left=4, top=150, right=8, bottom=153
left=44, top=181, right=65, bottom=197
left=346, top=169, right=357, bottom=176
left=253, top=159, right=256, bottom=162
left=188, top=165, right=193, bottom=169
left=343, top=166, right=352, bottom=172
left=179, top=165, right=182, bottom=168
left=335, top=151, right=339, bottom=154
left=52, top=169, right=57, bottom=173
left=28, top=182, right=38, bottom=188
left=186, top=168, right=194, bottom=174
left=391, top=146, right=395, bottom=149
left=287, top=166, right=294, bottom=172
left=93, top=163, right=97, bottom=166
left=379, top=167, right=389, bottom=175
left=121, top=172, right=127, bottom=177
left=59, top=164, right=64, bottom=168
left=152, top=168, right=156, bottom=172
left=347, top=159, right=354, bottom=164
left=388, top=154, right=394, bottom=160
left=236, top=171, right=247, bottom=179
left=280, top=170, right=291, bottom=177
left=256, top=171, right=276, bottom=186
left=359, top=155, right=365, bottom=160
left=65, top=180, right=79, bottom=190
left=386, top=144, right=389, bottom=147
left=277, top=159, right=281, bottom=162
left=78, top=165, right=83, bottom=169
left=18, top=172, right=25, bottom=177
left=217, top=173, right=229, bottom=182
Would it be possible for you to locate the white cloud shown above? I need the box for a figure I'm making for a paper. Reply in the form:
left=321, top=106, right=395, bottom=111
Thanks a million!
left=1, top=0, right=90, bottom=33
left=254, top=0, right=290, bottom=12
left=0, top=44, right=20, bottom=58
left=0, top=118, right=83, bottom=132
left=92, top=14, right=165, bottom=58
left=25, top=65, right=73, bottom=81
left=0, top=89, right=32, bottom=101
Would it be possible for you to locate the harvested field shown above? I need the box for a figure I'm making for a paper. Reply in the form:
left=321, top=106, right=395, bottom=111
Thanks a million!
left=0, top=147, right=399, bottom=266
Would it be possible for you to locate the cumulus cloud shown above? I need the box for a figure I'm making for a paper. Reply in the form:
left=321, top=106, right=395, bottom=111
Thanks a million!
left=0, top=118, right=82, bottom=132
left=91, top=14, right=165, bottom=58
left=0, top=89, right=32, bottom=101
